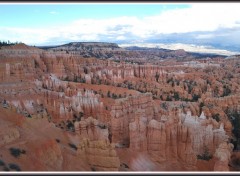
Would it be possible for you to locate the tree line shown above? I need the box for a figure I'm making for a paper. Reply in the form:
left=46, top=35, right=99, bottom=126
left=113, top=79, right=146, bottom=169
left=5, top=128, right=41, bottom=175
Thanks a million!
left=0, top=40, right=21, bottom=47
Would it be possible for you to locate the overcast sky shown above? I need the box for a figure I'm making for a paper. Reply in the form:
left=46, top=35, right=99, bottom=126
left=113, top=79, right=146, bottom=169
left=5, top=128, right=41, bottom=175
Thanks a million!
left=1, top=3, right=240, bottom=54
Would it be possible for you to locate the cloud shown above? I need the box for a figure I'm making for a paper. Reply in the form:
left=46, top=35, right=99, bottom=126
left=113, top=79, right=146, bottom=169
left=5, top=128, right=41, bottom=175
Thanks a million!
left=195, top=34, right=215, bottom=39
left=1, top=3, right=240, bottom=48
left=49, top=11, right=58, bottom=15
left=116, top=36, right=126, bottom=40
left=119, top=43, right=240, bottom=56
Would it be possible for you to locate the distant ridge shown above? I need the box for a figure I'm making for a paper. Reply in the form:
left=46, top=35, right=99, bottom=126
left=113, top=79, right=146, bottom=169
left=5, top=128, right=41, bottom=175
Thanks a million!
left=1, top=43, right=38, bottom=50
left=0, top=43, right=41, bottom=51
left=0, top=41, right=228, bottom=60
left=37, top=42, right=121, bottom=51
left=124, top=45, right=226, bottom=58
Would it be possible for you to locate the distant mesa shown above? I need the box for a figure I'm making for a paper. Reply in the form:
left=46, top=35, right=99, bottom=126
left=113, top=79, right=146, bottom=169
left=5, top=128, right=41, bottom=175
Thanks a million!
left=38, top=42, right=121, bottom=51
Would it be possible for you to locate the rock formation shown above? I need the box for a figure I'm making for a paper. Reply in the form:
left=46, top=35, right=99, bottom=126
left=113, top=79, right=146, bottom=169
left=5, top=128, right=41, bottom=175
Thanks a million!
left=214, top=142, right=234, bottom=171
left=0, top=43, right=238, bottom=171
left=110, top=93, right=153, bottom=147
left=77, top=139, right=120, bottom=171
left=74, top=116, right=108, bottom=141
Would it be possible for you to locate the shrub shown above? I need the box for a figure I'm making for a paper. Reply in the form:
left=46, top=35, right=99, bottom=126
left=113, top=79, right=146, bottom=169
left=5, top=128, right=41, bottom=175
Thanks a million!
left=222, top=85, right=231, bottom=97
left=121, top=163, right=129, bottom=168
left=192, top=94, right=200, bottom=101
left=98, top=124, right=107, bottom=129
left=64, top=76, right=69, bottom=81
left=9, top=148, right=26, bottom=158
left=107, top=91, right=111, bottom=98
left=199, top=102, right=205, bottom=114
left=56, top=139, right=60, bottom=143
left=91, top=167, right=96, bottom=171
left=232, top=157, right=240, bottom=166
left=0, top=159, right=5, bottom=166
left=21, top=150, right=26, bottom=154
left=200, top=102, right=204, bottom=108
left=197, top=145, right=212, bottom=161
left=166, top=95, right=172, bottom=101
left=112, top=93, right=118, bottom=99
left=68, top=143, right=77, bottom=151
left=8, top=163, right=21, bottom=171
left=79, top=112, right=84, bottom=117
left=9, top=148, right=21, bottom=158
left=173, top=92, right=180, bottom=101
left=212, top=113, right=220, bottom=122
left=66, top=121, right=74, bottom=131
left=161, top=102, right=168, bottom=110
left=3, top=166, right=10, bottom=171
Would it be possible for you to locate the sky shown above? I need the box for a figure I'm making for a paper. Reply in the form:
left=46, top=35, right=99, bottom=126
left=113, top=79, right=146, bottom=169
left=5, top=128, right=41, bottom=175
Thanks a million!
left=1, top=3, right=240, bottom=55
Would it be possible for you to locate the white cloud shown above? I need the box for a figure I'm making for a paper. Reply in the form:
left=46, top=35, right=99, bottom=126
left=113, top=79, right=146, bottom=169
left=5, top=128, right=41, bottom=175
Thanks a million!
left=116, top=36, right=126, bottom=40
left=195, top=34, right=215, bottom=39
left=1, top=3, right=240, bottom=46
left=119, top=43, right=240, bottom=56
left=50, top=11, right=58, bottom=15
left=195, top=33, right=230, bottom=39
left=141, top=3, right=240, bottom=34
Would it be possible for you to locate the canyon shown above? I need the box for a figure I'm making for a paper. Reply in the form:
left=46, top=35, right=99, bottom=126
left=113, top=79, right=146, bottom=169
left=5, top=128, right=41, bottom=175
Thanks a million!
left=0, top=42, right=239, bottom=172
